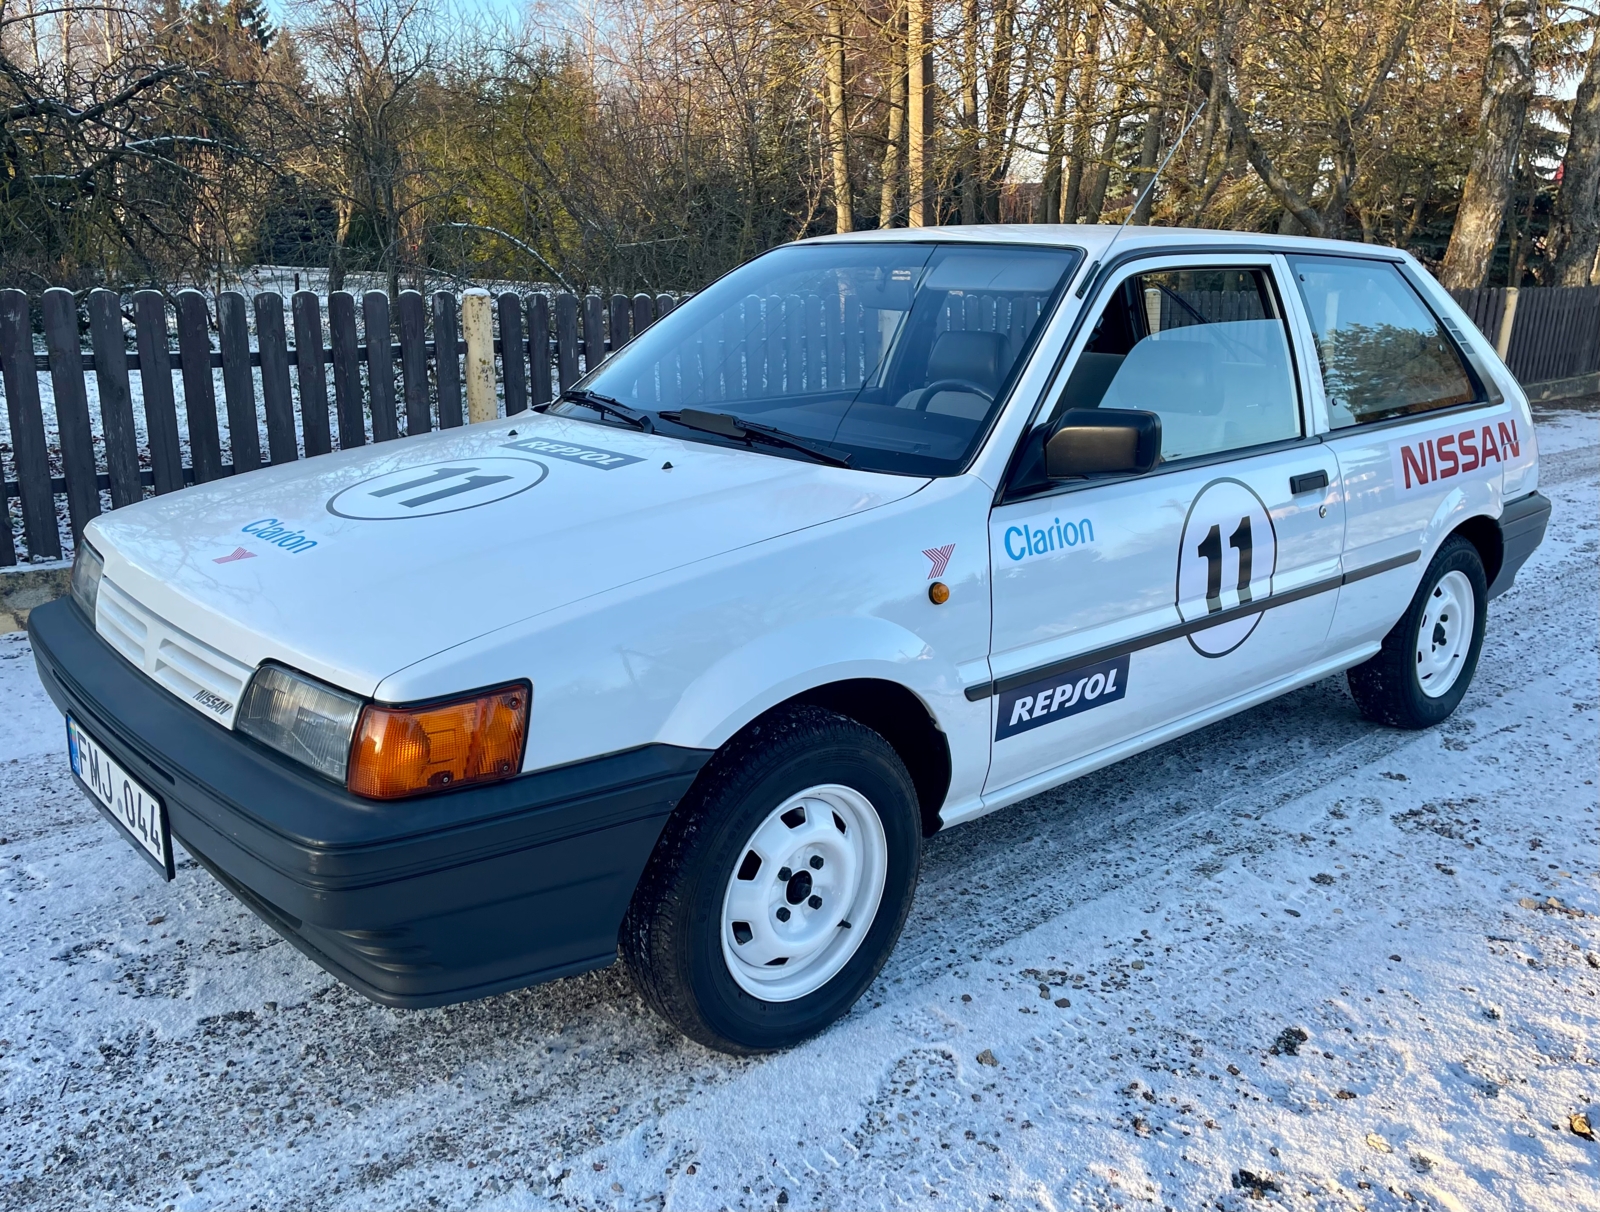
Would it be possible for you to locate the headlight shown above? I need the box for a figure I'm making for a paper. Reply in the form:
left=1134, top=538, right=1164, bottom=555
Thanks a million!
left=236, top=663, right=365, bottom=784
left=70, top=541, right=104, bottom=622
left=347, top=683, right=529, bottom=800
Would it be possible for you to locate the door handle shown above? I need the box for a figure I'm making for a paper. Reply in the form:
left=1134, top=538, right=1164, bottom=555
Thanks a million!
left=1290, top=470, right=1329, bottom=495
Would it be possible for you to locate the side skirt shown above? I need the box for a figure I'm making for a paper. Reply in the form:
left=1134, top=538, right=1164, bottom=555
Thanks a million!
left=938, top=642, right=1382, bottom=830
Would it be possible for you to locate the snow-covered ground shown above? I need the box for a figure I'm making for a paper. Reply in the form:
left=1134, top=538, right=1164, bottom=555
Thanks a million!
left=1, top=404, right=1595, bottom=1212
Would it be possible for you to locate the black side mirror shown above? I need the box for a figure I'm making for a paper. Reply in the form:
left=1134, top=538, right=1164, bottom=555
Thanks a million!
left=1044, top=408, right=1162, bottom=479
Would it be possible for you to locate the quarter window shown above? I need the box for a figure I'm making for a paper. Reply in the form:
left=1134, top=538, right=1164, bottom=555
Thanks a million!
left=1287, top=256, right=1476, bottom=428
left=1051, top=267, right=1302, bottom=462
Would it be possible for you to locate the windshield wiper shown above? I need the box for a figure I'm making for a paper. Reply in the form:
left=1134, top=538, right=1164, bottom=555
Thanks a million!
left=660, top=408, right=852, bottom=468
left=555, top=389, right=652, bottom=430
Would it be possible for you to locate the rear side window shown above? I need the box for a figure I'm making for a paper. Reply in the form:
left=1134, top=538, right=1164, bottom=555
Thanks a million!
left=1287, top=256, right=1476, bottom=428
left=1051, top=266, right=1302, bottom=462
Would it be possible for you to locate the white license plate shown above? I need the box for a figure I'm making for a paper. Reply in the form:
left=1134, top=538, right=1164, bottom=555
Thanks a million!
left=67, top=716, right=173, bottom=879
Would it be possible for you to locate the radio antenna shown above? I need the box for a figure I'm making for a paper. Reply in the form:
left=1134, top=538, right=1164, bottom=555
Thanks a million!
left=1075, top=99, right=1208, bottom=298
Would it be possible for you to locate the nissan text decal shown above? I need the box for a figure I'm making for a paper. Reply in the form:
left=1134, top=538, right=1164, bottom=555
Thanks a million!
left=326, top=458, right=549, bottom=520
left=1393, top=416, right=1520, bottom=492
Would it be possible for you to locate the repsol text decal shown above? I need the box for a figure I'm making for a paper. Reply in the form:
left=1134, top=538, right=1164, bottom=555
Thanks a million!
left=1392, top=417, right=1520, bottom=492
left=995, top=653, right=1129, bottom=740
left=501, top=436, right=645, bottom=469
left=241, top=518, right=317, bottom=553
left=1000, top=514, right=1096, bottom=563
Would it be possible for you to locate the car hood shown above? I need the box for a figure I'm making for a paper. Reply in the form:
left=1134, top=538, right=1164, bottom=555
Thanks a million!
left=90, top=414, right=926, bottom=694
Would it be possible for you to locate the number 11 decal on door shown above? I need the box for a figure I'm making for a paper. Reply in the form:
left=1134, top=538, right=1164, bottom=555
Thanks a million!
left=1176, top=478, right=1279, bottom=657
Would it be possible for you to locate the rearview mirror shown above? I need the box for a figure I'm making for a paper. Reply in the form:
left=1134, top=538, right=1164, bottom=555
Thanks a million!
left=1044, top=408, right=1161, bottom=479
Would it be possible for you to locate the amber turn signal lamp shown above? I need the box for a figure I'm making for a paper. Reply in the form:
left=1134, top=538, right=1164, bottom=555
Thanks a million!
left=347, top=683, right=529, bottom=800
left=928, top=581, right=950, bottom=604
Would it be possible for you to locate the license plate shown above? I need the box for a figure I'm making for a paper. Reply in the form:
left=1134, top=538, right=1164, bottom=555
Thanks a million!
left=67, top=716, right=173, bottom=880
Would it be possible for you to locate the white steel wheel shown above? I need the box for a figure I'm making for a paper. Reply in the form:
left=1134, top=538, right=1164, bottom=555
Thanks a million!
left=719, top=784, right=888, bottom=1002
left=1416, top=569, right=1475, bottom=698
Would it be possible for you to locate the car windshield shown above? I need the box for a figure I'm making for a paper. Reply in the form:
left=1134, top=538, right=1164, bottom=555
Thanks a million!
left=555, top=241, right=1081, bottom=476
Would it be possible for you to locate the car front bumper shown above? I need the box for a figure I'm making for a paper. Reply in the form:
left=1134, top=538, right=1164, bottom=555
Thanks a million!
left=28, top=599, right=710, bottom=1007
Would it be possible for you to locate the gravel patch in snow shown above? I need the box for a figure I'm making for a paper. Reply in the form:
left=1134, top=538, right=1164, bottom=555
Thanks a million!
left=0, top=404, right=1595, bottom=1211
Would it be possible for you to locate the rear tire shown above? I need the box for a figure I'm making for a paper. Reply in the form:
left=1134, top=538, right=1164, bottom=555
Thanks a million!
left=1347, top=535, right=1487, bottom=730
left=621, top=705, right=922, bottom=1054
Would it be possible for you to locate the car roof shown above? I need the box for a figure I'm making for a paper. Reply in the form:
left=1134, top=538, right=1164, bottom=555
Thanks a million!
left=799, top=223, right=1409, bottom=262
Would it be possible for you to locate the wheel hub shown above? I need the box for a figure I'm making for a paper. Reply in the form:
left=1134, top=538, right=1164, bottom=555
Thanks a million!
left=785, top=869, right=813, bottom=904
left=719, top=784, right=888, bottom=1002
left=1415, top=569, right=1474, bottom=699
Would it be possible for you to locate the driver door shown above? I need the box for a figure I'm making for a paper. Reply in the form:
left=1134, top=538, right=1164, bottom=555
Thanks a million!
left=984, top=254, right=1346, bottom=795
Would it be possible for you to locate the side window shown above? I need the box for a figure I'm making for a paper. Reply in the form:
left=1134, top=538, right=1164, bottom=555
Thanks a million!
left=1287, top=255, right=1477, bottom=428
left=1052, top=267, right=1302, bottom=462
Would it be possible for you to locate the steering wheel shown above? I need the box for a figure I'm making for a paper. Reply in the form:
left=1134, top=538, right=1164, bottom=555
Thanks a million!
left=909, top=378, right=995, bottom=412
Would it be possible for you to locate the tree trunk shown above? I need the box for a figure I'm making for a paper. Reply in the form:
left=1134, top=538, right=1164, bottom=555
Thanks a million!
left=1037, top=10, right=1075, bottom=223
left=1132, top=84, right=1164, bottom=224
left=982, top=0, right=1016, bottom=222
left=960, top=0, right=981, bottom=222
left=1084, top=24, right=1145, bottom=224
left=1064, top=11, right=1100, bottom=222
left=825, top=0, right=854, bottom=232
left=1439, top=0, right=1536, bottom=289
left=1548, top=30, right=1600, bottom=285
left=1400, top=166, right=1433, bottom=245
left=906, top=0, right=929, bottom=226
left=1082, top=116, right=1120, bottom=223
left=329, top=197, right=352, bottom=292
left=879, top=5, right=906, bottom=228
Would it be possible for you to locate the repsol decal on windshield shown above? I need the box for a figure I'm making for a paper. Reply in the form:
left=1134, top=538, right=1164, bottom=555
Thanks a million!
left=1000, top=515, right=1096, bottom=563
left=995, top=654, right=1129, bottom=741
left=326, top=458, right=549, bottom=520
left=240, top=519, right=318, bottom=554
left=1393, top=417, right=1520, bottom=492
left=500, top=436, right=645, bottom=469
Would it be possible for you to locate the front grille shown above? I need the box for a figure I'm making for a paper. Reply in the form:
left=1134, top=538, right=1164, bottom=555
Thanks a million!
left=95, top=579, right=253, bottom=727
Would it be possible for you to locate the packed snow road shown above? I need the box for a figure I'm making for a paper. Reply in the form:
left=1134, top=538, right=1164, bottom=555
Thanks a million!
left=1, top=404, right=1596, bottom=1212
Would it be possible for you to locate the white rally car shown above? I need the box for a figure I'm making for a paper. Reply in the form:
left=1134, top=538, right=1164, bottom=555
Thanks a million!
left=33, top=228, right=1549, bottom=1053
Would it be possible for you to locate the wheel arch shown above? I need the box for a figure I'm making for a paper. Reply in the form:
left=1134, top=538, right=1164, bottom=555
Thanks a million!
left=687, top=679, right=953, bottom=838
left=784, top=679, right=952, bottom=837
left=1449, top=512, right=1504, bottom=589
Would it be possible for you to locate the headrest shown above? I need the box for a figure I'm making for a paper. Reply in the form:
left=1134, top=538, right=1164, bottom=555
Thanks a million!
left=927, top=329, right=1009, bottom=390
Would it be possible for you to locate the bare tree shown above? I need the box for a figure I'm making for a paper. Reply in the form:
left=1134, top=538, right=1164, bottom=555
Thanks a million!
left=292, top=0, right=435, bottom=296
left=824, top=0, right=853, bottom=230
left=1440, top=0, right=1537, bottom=288
left=1547, top=21, right=1600, bottom=285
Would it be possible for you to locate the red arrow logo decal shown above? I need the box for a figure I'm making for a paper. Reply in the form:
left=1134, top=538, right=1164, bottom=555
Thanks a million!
left=922, top=544, right=955, bottom=579
left=214, top=547, right=256, bottom=564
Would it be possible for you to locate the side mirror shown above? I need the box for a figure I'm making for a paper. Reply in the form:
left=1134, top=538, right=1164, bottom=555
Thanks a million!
left=1044, top=408, right=1162, bottom=479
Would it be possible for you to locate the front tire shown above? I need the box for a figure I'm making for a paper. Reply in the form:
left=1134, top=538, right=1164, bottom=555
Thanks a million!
left=1347, top=535, right=1487, bottom=729
left=621, top=706, right=922, bottom=1054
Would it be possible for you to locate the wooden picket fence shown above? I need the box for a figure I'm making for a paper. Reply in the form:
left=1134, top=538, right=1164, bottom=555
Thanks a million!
left=0, top=286, right=675, bottom=566
left=5, top=277, right=1599, bottom=568
left=1450, top=284, right=1600, bottom=386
